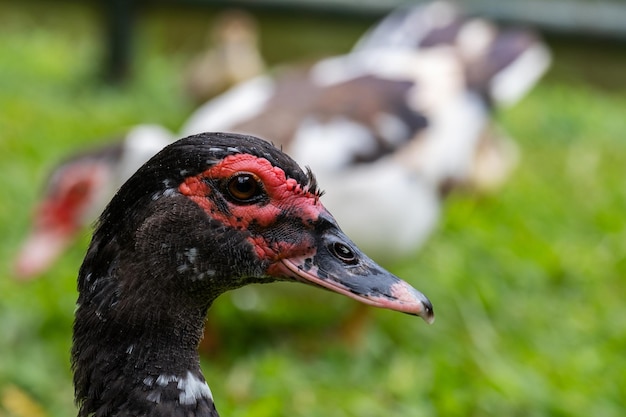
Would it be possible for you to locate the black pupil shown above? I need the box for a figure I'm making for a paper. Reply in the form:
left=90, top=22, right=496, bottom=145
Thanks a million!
left=226, top=174, right=260, bottom=203
left=332, top=242, right=357, bottom=264
left=234, top=175, right=254, bottom=195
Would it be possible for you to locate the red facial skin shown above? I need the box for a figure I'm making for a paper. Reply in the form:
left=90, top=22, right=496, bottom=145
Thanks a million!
left=15, top=163, right=110, bottom=279
left=179, top=154, right=326, bottom=262
left=37, top=178, right=92, bottom=234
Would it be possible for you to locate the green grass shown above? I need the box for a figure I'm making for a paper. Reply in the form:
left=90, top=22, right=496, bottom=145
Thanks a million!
left=1, top=1, right=625, bottom=416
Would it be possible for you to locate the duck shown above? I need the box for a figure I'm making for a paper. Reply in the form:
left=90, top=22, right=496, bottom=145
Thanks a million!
left=14, top=125, right=174, bottom=279
left=71, top=132, right=434, bottom=417
left=184, top=9, right=266, bottom=104
left=15, top=2, right=550, bottom=278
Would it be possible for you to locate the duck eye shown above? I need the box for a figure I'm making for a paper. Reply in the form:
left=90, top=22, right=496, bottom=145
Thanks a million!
left=227, top=173, right=263, bottom=203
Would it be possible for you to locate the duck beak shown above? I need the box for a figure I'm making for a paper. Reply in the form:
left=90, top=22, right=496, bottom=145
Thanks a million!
left=14, top=226, right=75, bottom=280
left=274, top=217, right=434, bottom=324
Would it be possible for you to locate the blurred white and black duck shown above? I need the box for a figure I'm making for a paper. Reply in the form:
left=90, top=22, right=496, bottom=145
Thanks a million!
left=184, top=9, right=265, bottom=104
left=15, top=1, right=550, bottom=280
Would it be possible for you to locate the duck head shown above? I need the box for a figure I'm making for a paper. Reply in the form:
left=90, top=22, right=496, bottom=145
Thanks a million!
left=73, top=132, right=433, bottom=417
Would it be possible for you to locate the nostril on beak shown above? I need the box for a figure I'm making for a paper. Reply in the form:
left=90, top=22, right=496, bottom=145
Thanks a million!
left=329, top=241, right=358, bottom=264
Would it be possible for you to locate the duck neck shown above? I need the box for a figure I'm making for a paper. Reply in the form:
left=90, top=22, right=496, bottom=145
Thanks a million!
left=71, top=195, right=255, bottom=417
left=73, top=286, right=219, bottom=417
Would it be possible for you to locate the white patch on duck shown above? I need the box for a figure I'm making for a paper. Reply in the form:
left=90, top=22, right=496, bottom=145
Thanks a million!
left=177, top=248, right=206, bottom=277
left=352, top=0, right=457, bottom=51
left=310, top=50, right=426, bottom=87
left=399, top=91, right=489, bottom=186
left=184, top=248, right=198, bottom=265
left=178, top=371, right=213, bottom=405
left=146, top=391, right=161, bottom=404
left=147, top=372, right=211, bottom=405
left=143, top=371, right=213, bottom=405
left=156, top=374, right=178, bottom=386
left=159, top=179, right=178, bottom=192
left=289, top=117, right=377, bottom=171
left=489, top=43, right=552, bottom=107
left=312, top=48, right=464, bottom=117
left=181, top=76, right=274, bottom=136
left=373, top=112, right=411, bottom=147
left=320, top=49, right=435, bottom=85
left=425, top=0, right=458, bottom=29
left=309, top=54, right=368, bottom=87
left=119, top=124, right=175, bottom=182
left=152, top=186, right=178, bottom=201
left=193, top=269, right=215, bottom=282
left=456, top=19, right=497, bottom=62
left=403, top=48, right=465, bottom=114
left=164, top=188, right=178, bottom=198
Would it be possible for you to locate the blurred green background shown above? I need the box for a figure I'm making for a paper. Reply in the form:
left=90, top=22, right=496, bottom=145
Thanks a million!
left=1, top=1, right=625, bottom=416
